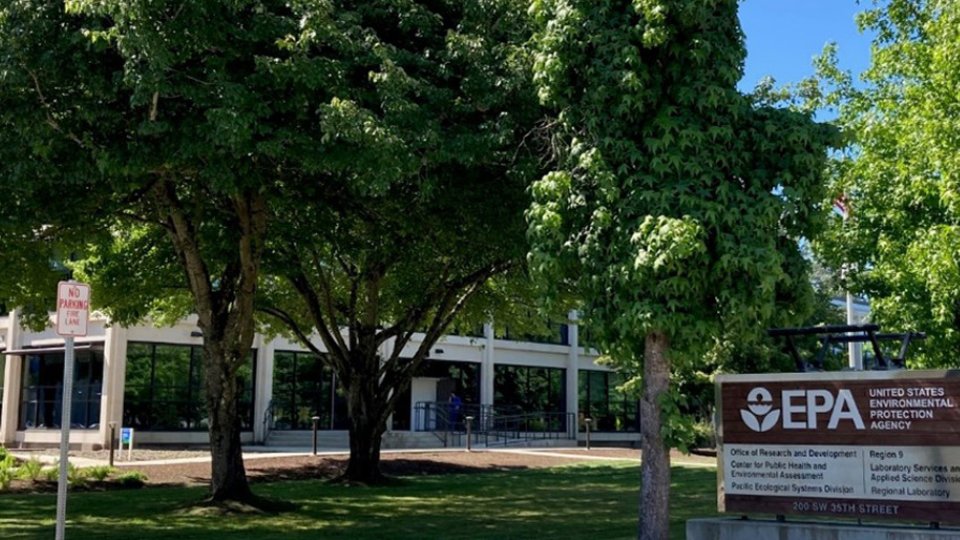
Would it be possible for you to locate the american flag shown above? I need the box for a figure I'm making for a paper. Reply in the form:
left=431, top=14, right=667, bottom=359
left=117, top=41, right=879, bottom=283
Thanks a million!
left=833, top=194, right=850, bottom=218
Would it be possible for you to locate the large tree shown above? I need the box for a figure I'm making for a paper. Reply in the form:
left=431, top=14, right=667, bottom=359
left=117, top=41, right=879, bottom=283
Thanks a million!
left=527, top=1, right=837, bottom=537
left=0, top=0, right=334, bottom=504
left=816, top=0, right=960, bottom=367
left=258, top=0, right=542, bottom=484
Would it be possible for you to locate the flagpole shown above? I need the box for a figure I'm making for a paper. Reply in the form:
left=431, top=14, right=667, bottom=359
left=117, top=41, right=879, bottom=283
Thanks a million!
left=846, top=289, right=860, bottom=370
left=838, top=196, right=862, bottom=371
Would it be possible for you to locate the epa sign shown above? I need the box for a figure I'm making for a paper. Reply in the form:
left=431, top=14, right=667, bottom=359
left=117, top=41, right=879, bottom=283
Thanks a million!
left=56, top=281, right=90, bottom=337
left=717, top=371, right=960, bottom=523
left=740, top=387, right=864, bottom=432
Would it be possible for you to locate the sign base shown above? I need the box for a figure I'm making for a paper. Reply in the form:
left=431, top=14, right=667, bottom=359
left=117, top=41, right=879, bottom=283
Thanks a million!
left=687, top=518, right=957, bottom=540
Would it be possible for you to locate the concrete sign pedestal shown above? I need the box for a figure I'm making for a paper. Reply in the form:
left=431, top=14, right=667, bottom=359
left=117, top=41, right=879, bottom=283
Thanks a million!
left=687, top=518, right=959, bottom=540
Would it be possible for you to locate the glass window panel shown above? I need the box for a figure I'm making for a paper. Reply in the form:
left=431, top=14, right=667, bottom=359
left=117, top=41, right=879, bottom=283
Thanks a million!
left=152, top=345, right=190, bottom=403
left=21, top=350, right=103, bottom=429
left=494, top=365, right=565, bottom=414
left=124, top=343, right=154, bottom=429
left=123, top=342, right=257, bottom=431
left=272, top=351, right=296, bottom=429
left=271, top=351, right=332, bottom=430
left=576, top=370, right=640, bottom=432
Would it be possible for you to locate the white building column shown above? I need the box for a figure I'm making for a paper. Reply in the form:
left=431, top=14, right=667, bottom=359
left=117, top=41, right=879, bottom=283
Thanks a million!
left=566, top=311, right=580, bottom=434
left=1, top=309, right=23, bottom=446
left=253, top=335, right=274, bottom=443
left=481, top=322, right=495, bottom=406
left=97, top=323, right=127, bottom=449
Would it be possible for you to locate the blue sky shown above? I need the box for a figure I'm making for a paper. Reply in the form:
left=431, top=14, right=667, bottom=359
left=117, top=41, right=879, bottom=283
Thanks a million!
left=738, top=0, right=874, bottom=91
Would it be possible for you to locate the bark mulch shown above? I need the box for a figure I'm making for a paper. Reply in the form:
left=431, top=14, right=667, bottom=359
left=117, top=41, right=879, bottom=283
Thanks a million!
left=0, top=448, right=716, bottom=493
left=128, top=448, right=713, bottom=487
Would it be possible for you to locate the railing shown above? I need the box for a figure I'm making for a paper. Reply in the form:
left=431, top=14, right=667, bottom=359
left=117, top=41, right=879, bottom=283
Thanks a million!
left=413, top=401, right=575, bottom=447
left=482, top=412, right=576, bottom=446
left=261, top=399, right=274, bottom=443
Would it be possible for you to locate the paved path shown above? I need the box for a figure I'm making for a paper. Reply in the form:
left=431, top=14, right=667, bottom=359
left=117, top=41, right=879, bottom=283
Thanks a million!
left=9, top=452, right=104, bottom=468
left=490, top=448, right=716, bottom=469
left=11, top=446, right=716, bottom=469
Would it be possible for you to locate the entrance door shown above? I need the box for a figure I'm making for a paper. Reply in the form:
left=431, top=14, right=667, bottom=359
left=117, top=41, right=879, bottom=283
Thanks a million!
left=435, top=378, right=455, bottom=403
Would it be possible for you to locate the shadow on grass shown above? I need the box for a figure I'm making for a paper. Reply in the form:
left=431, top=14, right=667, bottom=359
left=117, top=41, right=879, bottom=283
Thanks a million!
left=247, top=457, right=538, bottom=485
left=0, top=463, right=719, bottom=540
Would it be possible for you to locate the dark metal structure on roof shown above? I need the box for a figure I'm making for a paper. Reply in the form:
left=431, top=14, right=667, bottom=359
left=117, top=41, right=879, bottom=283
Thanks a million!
left=767, top=324, right=925, bottom=372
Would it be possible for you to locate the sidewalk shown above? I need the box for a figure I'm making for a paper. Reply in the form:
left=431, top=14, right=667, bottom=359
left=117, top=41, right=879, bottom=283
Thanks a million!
left=9, top=445, right=653, bottom=469
left=8, top=451, right=104, bottom=468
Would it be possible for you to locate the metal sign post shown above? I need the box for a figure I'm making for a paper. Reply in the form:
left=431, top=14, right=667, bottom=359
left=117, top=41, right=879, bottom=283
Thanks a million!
left=54, top=281, right=90, bottom=540
left=120, top=427, right=134, bottom=461
left=55, top=337, right=75, bottom=540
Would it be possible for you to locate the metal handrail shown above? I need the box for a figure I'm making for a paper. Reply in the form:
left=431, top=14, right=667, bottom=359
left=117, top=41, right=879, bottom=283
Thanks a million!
left=483, top=412, right=576, bottom=446
left=413, top=401, right=575, bottom=447
left=261, top=398, right=274, bottom=443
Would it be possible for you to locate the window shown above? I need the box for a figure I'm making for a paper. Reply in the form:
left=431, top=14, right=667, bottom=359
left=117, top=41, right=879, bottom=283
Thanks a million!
left=271, top=351, right=345, bottom=430
left=20, top=349, right=103, bottom=429
left=123, top=343, right=256, bottom=431
left=501, top=323, right=570, bottom=345
left=415, top=360, right=481, bottom=404
left=494, top=365, right=565, bottom=414
left=578, top=370, right=639, bottom=432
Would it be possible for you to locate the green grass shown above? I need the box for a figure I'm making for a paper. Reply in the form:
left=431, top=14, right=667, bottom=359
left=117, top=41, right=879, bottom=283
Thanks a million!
left=0, top=463, right=719, bottom=539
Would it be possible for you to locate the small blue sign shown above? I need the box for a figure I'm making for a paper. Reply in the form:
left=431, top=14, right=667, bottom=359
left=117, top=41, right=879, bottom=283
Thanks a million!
left=120, top=427, right=133, bottom=444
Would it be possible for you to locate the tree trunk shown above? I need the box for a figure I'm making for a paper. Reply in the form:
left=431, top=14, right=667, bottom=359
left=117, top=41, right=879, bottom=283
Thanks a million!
left=638, top=331, right=670, bottom=540
left=343, top=413, right=385, bottom=484
left=204, top=343, right=252, bottom=502
left=341, top=372, right=387, bottom=484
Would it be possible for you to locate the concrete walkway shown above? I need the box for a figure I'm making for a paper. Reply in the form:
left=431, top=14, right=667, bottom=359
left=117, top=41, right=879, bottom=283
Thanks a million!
left=8, top=452, right=104, bottom=468
left=10, top=446, right=714, bottom=469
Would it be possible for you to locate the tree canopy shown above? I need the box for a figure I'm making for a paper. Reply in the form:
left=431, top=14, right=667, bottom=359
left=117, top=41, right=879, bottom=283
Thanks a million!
left=0, top=0, right=319, bottom=504
left=1, top=0, right=545, bottom=491
left=816, top=0, right=960, bottom=367
left=256, top=0, right=543, bottom=483
left=527, top=1, right=837, bottom=537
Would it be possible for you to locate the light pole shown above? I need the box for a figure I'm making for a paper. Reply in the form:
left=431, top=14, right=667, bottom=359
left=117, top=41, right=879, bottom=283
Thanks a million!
left=465, top=416, right=474, bottom=452
left=108, top=422, right=117, bottom=467
left=584, top=417, right=592, bottom=450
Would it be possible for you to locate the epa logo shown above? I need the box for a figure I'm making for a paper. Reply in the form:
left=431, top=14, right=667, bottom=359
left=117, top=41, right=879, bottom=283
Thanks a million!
left=740, top=387, right=780, bottom=432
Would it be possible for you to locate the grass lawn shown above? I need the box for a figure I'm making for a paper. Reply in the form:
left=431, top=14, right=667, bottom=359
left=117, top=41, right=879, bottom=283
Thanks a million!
left=0, top=462, right=719, bottom=539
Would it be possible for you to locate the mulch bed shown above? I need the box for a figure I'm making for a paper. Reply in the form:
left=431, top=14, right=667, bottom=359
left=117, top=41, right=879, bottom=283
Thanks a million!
left=1, top=448, right=715, bottom=493
left=126, top=451, right=624, bottom=487
left=126, top=448, right=712, bottom=487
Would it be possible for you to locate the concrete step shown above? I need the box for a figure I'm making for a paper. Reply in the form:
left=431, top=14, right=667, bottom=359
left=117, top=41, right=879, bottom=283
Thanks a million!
left=265, top=430, right=349, bottom=448
left=264, top=429, right=577, bottom=450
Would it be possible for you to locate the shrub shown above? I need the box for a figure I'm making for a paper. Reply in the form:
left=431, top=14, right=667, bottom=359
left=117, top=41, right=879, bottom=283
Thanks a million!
left=115, top=471, right=147, bottom=489
left=0, top=454, right=16, bottom=490
left=67, top=463, right=88, bottom=488
left=85, top=466, right=115, bottom=482
left=0, top=447, right=8, bottom=461
left=17, top=457, right=44, bottom=482
left=691, top=418, right=716, bottom=450
left=43, top=462, right=60, bottom=482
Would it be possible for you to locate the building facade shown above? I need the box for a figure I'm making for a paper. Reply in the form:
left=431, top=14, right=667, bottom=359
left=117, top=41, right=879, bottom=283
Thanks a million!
left=0, top=310, right=640, bottom=449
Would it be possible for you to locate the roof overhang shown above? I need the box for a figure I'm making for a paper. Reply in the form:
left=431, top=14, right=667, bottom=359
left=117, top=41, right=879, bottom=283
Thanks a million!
left=1, top=341, right=104, bottom=356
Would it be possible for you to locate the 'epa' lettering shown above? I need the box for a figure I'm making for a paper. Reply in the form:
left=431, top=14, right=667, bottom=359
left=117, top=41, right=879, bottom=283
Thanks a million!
left=782, top=389, right=864, bottom=430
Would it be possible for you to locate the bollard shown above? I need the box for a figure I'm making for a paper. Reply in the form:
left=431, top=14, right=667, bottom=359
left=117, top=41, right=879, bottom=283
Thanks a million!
left=108, top=422, right=117, bottom=467
left=465, top=416, right=474, bottom=452
left=312, top=416, right=320, bottom=456
left=585, top=417, right=592, bottom=450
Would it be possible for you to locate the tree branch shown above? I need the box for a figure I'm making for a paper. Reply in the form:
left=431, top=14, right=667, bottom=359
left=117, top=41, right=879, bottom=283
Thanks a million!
left=287, top=269, right=350, bottom=374
left=257, top=305, right=329, bottom=361
left=25, top=68, right=89, bottom=150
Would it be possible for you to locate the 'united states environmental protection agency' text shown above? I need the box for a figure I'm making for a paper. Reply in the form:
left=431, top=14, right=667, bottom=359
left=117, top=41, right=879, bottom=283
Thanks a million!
left=717, top=372, right=960, bottom=522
